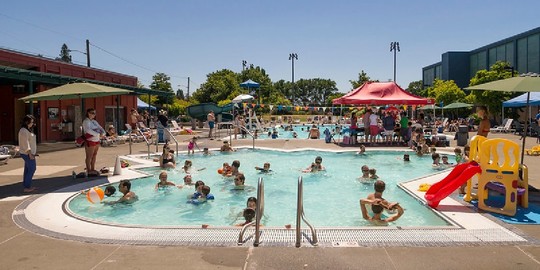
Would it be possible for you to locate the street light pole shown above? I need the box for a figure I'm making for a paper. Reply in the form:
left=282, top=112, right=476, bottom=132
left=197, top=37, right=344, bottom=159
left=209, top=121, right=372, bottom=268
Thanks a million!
left=390, top=42, right=400, bottom=82
left=289, top=53, right=298, bottom=105
left=242, top=60, right=247, bottom=71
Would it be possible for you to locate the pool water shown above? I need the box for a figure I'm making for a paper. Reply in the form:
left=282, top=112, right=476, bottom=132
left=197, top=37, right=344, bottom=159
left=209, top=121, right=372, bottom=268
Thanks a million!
left=256, top=124, right=347, bottom=139
left=67, top=149, right=450, bottom=227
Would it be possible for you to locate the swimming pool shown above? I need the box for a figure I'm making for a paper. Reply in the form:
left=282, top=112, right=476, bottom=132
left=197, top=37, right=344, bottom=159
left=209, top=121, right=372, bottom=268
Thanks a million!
left=256, top=124, right=347, bottom=139
left=66, top=149, right=450, bottom=227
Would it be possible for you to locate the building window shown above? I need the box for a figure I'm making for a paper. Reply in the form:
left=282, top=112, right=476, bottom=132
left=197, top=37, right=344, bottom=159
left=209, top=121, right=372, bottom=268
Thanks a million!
left=527, top=34, right=539, bottom=73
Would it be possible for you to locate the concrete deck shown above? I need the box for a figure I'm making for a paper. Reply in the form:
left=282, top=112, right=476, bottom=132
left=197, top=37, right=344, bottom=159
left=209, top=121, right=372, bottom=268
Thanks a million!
left=1, top=129, right=540, bottom=269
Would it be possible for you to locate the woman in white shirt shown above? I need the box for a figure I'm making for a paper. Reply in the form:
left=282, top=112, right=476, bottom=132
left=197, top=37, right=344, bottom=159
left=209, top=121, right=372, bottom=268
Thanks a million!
left=82, top=108, right=105, bottom=176
left=18, top=115, right=38, bottom=193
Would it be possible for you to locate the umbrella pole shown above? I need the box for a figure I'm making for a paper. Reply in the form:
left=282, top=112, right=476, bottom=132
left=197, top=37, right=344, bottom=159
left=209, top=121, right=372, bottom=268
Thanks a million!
left=520, top=92, right=530, bottom=166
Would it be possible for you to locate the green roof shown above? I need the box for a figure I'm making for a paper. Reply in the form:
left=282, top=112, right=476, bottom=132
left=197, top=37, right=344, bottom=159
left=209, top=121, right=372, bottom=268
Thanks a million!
left=0, top=65, right=172, bottom=97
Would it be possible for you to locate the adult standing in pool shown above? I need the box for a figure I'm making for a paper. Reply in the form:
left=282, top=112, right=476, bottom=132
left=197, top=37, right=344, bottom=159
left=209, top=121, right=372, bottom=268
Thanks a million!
left=19, top=114, right=38, bottom=193
left=207, top=110, right=215, bottom=140
left=83, top=108, right=106, bottom=177
left=476, top=105, right=490, bottom=137
left=308, top=124, right=320, bottom=139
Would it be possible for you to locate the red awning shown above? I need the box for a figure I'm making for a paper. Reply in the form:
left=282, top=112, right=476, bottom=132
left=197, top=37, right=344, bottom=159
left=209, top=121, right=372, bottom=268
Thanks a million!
left=332, top=82, right=434, bottom=105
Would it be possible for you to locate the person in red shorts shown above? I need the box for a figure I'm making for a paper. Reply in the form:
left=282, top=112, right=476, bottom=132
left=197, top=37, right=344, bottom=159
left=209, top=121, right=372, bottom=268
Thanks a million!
left=82, top=108, right=106, bottom=177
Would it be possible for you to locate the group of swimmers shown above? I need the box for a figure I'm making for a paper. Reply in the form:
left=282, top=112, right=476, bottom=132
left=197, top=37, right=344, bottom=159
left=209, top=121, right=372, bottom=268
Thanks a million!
left=360, top=180, right=404, bottom=225
left=154, top=170, right=215, bottom=205
left=95, top=180, right=138, bottom=205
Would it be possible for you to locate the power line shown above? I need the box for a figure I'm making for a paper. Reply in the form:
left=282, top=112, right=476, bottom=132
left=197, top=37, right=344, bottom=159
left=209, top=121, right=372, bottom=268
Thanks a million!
left=0, top=12, right=84, bottom=42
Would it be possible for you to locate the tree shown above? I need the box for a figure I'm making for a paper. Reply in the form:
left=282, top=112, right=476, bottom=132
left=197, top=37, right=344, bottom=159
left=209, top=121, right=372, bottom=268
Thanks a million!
left=292, top=78, right=339, bottom=106
left=273, top=80, right=293, bottom=101
left=407, top=80, right=426, bottom=97
left=349, top=70, right=371, bottom=90
left=57, top=43, right=72, bottom=63
left=149, top=73, right=174, bottom=105
left=468, top=61, right=517, bottom=118
left=191, top=69, right=242, bottom=104
left=165, top=98, right=192, bottom=117
left=427, top=79, right=465, bottom=106
left=176, top=89, right=185, bottom=100
left=326, top=92, right=344, bottom=106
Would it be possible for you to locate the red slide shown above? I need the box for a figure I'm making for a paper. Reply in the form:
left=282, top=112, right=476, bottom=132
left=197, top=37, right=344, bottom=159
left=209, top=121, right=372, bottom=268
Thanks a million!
left=424, top=161, right=481, bottom=208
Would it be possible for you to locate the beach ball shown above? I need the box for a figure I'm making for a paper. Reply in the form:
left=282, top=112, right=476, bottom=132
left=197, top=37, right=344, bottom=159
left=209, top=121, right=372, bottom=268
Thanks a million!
left=218, top=169, right=223, bottom=174
left=86, top=187, right=105, bottom=204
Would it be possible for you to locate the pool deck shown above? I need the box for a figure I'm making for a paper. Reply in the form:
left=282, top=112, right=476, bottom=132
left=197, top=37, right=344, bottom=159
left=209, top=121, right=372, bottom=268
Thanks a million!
left=1, top=130, right=540, bottom=269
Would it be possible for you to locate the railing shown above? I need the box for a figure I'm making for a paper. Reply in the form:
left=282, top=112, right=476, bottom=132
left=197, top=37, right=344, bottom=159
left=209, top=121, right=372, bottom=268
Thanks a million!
left=238, top=177, right=264, bottom=246
left=296, top=176, right=318, bottom=247
left=231, top=125, right=256, bottom=149
left=164, top=128, right=179, bottom=156
left=133, top=127, right=152, bottom=159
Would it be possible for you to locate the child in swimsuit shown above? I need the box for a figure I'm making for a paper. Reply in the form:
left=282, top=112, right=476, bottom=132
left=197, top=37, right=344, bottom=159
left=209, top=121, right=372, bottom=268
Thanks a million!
left=369, top=168, right=379, bottom=179
left=182, top=160, right=192, bottom=173
left=155, top=171, right=178, bottom=190
left=255, top=162, right=272, bottom=173
left=187, top=137, right=199, bottom=154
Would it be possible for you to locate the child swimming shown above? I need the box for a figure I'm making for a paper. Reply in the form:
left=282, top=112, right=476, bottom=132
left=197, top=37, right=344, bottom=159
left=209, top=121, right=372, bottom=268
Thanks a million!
left=369, top=168, right=379, bottom=179
left=182, top=160, right=192, bottom=173
left=255, top=162, right=272, bottom=173
left=154, top=171, right=178, bottom=190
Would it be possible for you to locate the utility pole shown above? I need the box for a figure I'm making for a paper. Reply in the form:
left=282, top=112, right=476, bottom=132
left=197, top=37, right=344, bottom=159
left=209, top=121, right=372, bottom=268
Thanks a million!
left=289, top=53, right=298, bottom=105
left=86, top=39, right=91, bottom=67
left=390, top=42, right=400, bottom=82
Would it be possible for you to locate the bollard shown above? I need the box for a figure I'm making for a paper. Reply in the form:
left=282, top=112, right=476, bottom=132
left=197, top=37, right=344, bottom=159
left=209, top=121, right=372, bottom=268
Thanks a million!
left=113, top=156, right=122, bottom=175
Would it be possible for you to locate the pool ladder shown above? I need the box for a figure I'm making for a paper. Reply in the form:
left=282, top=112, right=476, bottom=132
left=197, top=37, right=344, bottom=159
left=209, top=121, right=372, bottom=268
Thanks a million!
left=237, top=177, right=264, bottom=246
left=163, top=128, right=179, bottom=156
left=296, top=176, right=318, bottom=247
left=230, top=126, right=256, bottom=149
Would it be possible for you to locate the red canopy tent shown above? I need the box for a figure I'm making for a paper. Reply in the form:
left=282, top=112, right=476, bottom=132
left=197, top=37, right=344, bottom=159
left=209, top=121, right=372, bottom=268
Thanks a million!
left=332, top=81, right=434, bottom=105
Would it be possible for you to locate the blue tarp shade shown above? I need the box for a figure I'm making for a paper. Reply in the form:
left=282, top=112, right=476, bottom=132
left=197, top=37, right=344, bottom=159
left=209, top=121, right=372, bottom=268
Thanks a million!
left=137, top=97, right=156, bottom=110
left=502, top=92, right=540, bottom=107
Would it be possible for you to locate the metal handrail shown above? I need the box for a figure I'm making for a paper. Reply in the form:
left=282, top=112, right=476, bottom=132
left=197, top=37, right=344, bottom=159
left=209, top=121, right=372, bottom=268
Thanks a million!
left=134, top=127, right=152, bottom=159
left=296, top=176, right=318, bottom=247
left=237, top=177, right=264, bottom=246
left=163, top=128, right=179, bottom=156
left=237, top=125, right=256, bottom=149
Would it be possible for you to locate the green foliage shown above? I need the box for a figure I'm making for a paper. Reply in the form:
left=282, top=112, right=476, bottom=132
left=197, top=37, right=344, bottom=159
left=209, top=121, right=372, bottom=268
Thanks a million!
left=217, top=99, right=231, bottom=107
left=165, top=98, right=192, bottom=117
left=407, top=80, right=426, bottom=97
left=349, top=70, right=371, bottom=89
left=176, top=89, right=185, bottom=100
left=150, top=73, right=174, bottom=105
left=427, top=79, right=465, bottom=106
left=191, top=69, right=241, bottom=104
left=326, top=92, right=344, bottom=106
left=138, top=95, right=158, bottom=105
left=469, top=61, right=516, bottom=117
left=292, top=78, right=338, bottom=106
left=58, top=43, right=72, bottom=63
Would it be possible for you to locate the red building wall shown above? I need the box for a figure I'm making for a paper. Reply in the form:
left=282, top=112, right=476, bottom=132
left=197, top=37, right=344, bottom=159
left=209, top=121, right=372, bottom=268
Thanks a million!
left=0, top=49, right=139, bottom=143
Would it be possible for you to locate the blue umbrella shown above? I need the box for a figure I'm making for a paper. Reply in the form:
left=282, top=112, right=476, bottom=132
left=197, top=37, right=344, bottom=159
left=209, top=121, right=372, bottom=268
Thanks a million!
left=240, top=79, right=260, bottom=103
left=240, top=79, right=260, bottom=88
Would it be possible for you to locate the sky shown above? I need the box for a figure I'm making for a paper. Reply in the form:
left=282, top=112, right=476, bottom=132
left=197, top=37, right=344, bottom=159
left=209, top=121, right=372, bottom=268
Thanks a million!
left=1, top=1, right=539, bottom=95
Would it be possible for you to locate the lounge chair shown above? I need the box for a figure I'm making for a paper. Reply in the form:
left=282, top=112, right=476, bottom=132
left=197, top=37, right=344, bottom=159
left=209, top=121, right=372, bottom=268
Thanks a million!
left=169, top=120, right=183, bottom=135
left=491, top=118, right=514, bottom=133
left=0, top=146, right=13, bottom=165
